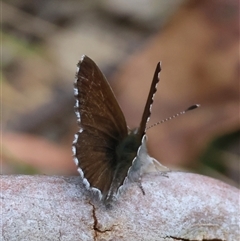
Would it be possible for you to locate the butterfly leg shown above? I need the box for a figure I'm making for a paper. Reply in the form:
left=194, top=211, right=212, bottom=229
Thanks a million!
left=152, top=158, right=170, bottom=178
left=137, top=176, right=146, bottom=195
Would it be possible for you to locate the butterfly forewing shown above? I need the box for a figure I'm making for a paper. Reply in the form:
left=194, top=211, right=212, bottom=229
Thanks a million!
left=138, top=62, right=161, bottom=138
left=73, top=56, right=128, bottom=196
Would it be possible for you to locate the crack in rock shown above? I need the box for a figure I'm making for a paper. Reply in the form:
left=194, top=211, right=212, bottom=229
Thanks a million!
left=168, top=236, right=224, bottom=241
left=88, top=202, right=113, bottom=240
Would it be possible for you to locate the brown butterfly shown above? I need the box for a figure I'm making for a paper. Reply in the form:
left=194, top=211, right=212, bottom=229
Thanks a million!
left=72, top=55, right=198, bottom=205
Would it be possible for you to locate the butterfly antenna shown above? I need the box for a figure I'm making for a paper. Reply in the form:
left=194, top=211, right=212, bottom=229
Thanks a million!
left=146, top=104, right=200, bottom=130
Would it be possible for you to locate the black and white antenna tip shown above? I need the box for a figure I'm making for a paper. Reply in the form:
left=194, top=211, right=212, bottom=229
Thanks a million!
left=185, top=104, right=200, bottom=112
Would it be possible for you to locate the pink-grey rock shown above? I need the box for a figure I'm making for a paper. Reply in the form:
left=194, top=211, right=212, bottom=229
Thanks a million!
left=1, top=172, right=239, bottom=240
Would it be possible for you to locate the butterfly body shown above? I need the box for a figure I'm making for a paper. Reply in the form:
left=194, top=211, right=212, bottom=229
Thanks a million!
left=72, top=55, right=162, bottom=205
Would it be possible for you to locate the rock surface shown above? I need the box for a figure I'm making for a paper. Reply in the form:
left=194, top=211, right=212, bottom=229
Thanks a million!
left=1, top=172, right=239, bottom=240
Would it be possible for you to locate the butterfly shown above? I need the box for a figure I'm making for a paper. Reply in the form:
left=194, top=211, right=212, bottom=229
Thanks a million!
left=72, top=55, right=198, bottom=205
